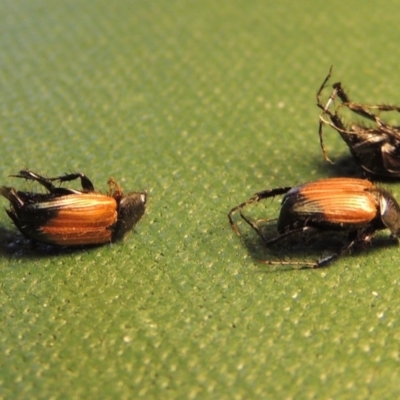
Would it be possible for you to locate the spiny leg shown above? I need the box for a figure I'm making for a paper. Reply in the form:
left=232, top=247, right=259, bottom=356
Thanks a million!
left=313, top=228, right=368, bottom=268
left=316, top=65, right=333, bottom=109
left=228, top=187, right=318, bottom=267
left=335, top=82, right=384, bottom=123
left=334, top=81, right=400, bottom=122
left=315, top=69, right=381, bottom=164
left=316, top=67, right=344, bottom=163
left=240, top=212, right=315, bottom=245
left=267, top=222, right=377, bottom=268
left=48, top=173, right=95, bottom=192
left=318, top=109, right=346, bottom=163
left=361, top=104, right=400, bottom=113
left=228, top=187, right=292, bottom=236
left=318, top=112, right=355, bottom=138
left=11, top=170, right=94, bottom=194
left=11, top=170, right=56, bottom=192
left=258, top=226, right=319, bottom=267
left=238, top=209, right=272, bottom=242
left=317, top=82, right=371, bottom=164
left=333, top=79, right=395, bottom=130
left=259, top=228, right=360, bottom=269
left=107, top=177, right=123, bottom=199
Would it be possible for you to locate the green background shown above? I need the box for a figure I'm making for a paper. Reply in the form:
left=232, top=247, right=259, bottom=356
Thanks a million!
left=1, top=0, right=400, bottom=398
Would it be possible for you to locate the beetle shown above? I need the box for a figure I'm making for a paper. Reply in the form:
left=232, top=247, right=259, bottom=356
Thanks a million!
left=317, top=67, right=400, bottom=178
left=228, top=177, right=400, bottom=268
left=0, top=170, right=147, bottom=246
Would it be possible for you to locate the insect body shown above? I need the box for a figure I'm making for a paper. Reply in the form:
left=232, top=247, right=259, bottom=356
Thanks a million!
left=0, top=170, right=147, bottom=246
left=317, top=67, right=400, bottom=178
left=228, top=178, right=400, bottom=268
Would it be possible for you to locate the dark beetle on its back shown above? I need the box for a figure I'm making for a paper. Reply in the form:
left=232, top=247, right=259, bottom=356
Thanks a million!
left=317, top=67, right=400, bottom=178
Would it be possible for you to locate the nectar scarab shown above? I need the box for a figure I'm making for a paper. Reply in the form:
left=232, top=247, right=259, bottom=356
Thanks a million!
left=317, top=67, right=400, bottom=178
left=228, top=177, right=400, bottom=268
left=0, top=170, right=147, bottom=246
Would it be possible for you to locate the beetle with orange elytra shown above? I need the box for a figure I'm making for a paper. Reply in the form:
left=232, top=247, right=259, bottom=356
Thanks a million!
left=228, top=177, right=400, bottom=268
left=0, top=170, right=147, bottom=246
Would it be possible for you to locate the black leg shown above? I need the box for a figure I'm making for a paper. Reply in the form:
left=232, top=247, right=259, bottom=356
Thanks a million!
left=316, top=67, right=347, bottom=163
left=228, top=187, right=292, bottom=236
left=316, top=65, right=333, bottom=109
left=11, top=170, right=95, bottom=193
left=49, top=173, right=95, bottom=192
left=11, top=170, right=56, bottom=192
left=314, top=229, right=365, bottom=268
left=259, top=229, right=361, bottom=269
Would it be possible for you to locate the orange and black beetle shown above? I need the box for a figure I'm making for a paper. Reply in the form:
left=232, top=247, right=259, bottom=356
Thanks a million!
left=228, top=177, right=400, bottom=268
left=317, top=67, right=400, bottom=178
left=0, top=170, right=147, bottom=246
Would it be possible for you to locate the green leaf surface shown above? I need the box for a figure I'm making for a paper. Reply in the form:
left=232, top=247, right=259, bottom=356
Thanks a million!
left=1, top=0, right=400, bottom=398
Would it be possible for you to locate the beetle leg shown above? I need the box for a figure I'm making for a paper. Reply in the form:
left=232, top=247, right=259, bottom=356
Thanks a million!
left=11, top=170, right=95, bottom=194
left=228, top=187, right=292, bottom=236
left=331, top=82, right=400, bottom=129
left=262, top=228, right=370, bottom=269
left=318, top=111, right=346, bottom=164
left=314, top=228, right=370, bottom=268
left=316, top=67, right=348, bottom=164
left=333, top=82, right=381, bottom=123
left=258, top=226, right=319, bottom=268
left=107, top=177, right=123, bottom=200
left=257, top=228, right=360, bottom=269
left=11, top=170, right=56, bottom=192
left=259, top=258, right=317, bottom=268
left=331, top=82, right=350, bottom=103
left=316, top=65, right=333, bottom=110
left=263, top=226, right=316, bottom=245
left=0, top=186, right=24, bottom=210
left=342, top=100, right=400, bottom=124
left=237, top=209, right=270, bottom=241
left=49, top=173, right=95, bottom=192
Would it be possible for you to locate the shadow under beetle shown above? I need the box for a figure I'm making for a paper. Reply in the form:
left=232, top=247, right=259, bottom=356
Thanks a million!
left=0, top=170, right=147, bottom=246
left=228, top=177, right=400, bottom=268
left=317, top=67, right=400, bottom=178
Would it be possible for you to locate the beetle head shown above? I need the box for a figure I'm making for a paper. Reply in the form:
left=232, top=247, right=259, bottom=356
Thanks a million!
left=112, top=192, right=147, bottom=241
left=379, top=189, right=400, bottom=236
